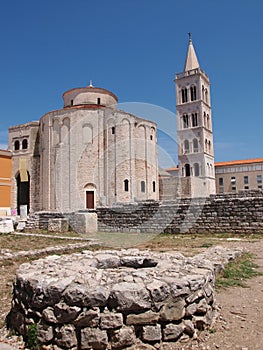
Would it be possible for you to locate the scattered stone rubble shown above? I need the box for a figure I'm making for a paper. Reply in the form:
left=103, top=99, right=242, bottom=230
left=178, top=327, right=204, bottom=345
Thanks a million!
left=7, top=246, right=242, bottom=349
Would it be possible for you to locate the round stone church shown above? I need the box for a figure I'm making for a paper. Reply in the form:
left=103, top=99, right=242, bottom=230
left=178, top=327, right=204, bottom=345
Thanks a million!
left=9, top=83, right=159, bottom=213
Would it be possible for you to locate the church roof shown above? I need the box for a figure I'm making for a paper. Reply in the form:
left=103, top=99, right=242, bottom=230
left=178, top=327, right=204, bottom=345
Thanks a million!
left=184, top=37, right=200, bottom=72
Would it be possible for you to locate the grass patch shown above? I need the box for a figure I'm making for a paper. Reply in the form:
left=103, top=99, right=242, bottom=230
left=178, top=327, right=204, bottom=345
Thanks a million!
left=215, top=253, right=262, bottom=289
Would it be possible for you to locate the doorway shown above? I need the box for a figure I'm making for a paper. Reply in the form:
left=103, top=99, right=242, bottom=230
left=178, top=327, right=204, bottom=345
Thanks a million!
left=86, top=190, right=95, bottom=209
left=16, top=172, right=30, bottom=215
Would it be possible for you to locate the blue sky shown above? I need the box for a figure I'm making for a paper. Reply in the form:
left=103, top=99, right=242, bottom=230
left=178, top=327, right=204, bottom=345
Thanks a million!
left=0, top=0, right=262, bottom=167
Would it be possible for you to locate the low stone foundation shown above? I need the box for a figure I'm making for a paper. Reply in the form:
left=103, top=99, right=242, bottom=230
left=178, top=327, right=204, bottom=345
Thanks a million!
left=7, top=246, right=242, bottom=349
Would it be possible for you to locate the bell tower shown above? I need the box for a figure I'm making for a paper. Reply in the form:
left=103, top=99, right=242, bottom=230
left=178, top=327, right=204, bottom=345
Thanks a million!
left=175, top=34, right=215, bottom=197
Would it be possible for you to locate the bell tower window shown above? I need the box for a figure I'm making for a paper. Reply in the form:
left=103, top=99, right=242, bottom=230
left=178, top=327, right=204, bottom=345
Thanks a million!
left=192, top=113, right=198, bottom=127
left=183, top=114, right=189, bottom=128
left=190, top=86, right=197, bottom=101
left=181, top=88, right=188, bottom=103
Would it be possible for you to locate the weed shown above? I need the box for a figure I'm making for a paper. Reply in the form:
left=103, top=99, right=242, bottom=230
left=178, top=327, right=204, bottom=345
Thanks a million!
left=215, top=253, right=262, bottom=290
left=27, top=323, right=39, bottom=350
left=208, top=328, right=216, bottom=334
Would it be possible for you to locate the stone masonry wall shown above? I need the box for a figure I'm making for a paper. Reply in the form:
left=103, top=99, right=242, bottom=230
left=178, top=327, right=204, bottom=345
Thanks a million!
left=7, top=246, right=242, bottom=349
left=98, top=190, right=263, bottom=234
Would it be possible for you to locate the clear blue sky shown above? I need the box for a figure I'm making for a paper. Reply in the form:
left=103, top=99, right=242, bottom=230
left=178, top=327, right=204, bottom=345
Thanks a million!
left=0, top=0, right=262, bottom=167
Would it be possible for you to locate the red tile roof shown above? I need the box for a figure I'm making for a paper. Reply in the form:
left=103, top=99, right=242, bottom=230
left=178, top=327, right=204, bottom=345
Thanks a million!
left=215, top=158, right=263, bottom=167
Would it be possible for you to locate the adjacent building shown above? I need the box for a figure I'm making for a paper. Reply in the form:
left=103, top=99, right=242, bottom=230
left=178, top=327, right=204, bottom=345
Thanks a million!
left=215, top=158, right=263, bottom=194
left=0, top=149, right=12, bottom=214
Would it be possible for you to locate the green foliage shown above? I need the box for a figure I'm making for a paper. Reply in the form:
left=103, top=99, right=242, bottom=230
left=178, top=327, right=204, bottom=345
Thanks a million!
left=27, top=323, right=39, bottom=350
left=216, top=253, right=262, bottom=289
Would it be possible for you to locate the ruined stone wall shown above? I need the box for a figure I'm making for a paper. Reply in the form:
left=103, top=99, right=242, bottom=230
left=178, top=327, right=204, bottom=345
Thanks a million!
left=98, top=190, right=263, bottom=234
left=7, top=247, right=242, bottom=349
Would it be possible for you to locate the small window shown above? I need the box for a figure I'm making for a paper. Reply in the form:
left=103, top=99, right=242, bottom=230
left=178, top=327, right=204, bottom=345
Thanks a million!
left=231, top=176, right=236, bottom=183
left=112, top=127, right=115, bottom=135
left=185, top=164, right=191, bottom=177
left=97, top=97, right=101, bottom=105
left=232, top=186, right=236, bottom=192
left=219, top=187, right=224, bottom=193
left=124, top=179, right=129, bottom=192
left=190, top=85, right=197, bottom=101
left=22, top=139, right=28, bottom=150
left=192, top=113, right=198, bottom=127
left=244, top=176, right=249, bottom=185
left=244, top=185, right=249, bottom=190
left=183, top=114, right=189, bottom=128
left=219, top=177, right=224, bottom=186
left=181, top=88, right=188, bottom=103
left=257, top=175, right=262, bottom=184
left=14, top=140, right=20, bottom=151
left=194, top=163, right=200, bottom=177
left=141, top=181, right=145, bottom=193
left=184, top=140, right=189, bottom=154
left=258, top=185, right=262, bottom=189
left=153, top=181, right=156, bottom=193
left=193, top=138, right=198, bottom=153
left=150, top=135, right=153, bottom=140
left=70, top=99, right=74, bottom=106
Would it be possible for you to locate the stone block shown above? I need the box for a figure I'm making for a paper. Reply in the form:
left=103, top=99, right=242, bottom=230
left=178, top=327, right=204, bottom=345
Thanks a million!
left=142, top=324, right=162, bottom=342
left=159, top=299, right=186, bottom=322
left=126, top=311, right=159, bottom=325
left=55, top=324, right=77, bottom=349
left=163, top=323, right=184, bottom=341
left=81, top=327, right=108, bottom=350
left=100, top=311, right=123, bottom=329
left=48, top=218, right=69, bottom=232
left=0, top=218, right=14, bottom=233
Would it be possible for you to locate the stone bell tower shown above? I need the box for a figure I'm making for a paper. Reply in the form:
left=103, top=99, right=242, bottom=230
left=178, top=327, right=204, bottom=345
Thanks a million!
left=175, top=34, right=215, bottom=197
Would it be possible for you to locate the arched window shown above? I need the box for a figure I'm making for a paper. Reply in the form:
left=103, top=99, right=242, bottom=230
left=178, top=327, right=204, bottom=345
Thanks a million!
left=124, top=179, right=129, bottom=192
left=190, top=85, right=197, bottom=101
left=191, top=113, right=198, bottom=127
left=205, top=139, right=208, bottom=152
left=208, top=140, right=211, bottom=153
left=181, top=88, right=188, bottom=103
left=184, top=140, right=190, bottom=154
left=185, top=164, right=191, bottom=177
left=14, top=140, right=20, bottom=151
left=203, top=112, right=207, bottom=127
left=207, top=114, right=210, bottom=129
left=193, top=138, right=198, bottom=153
left=22, top=139, right=28, bottom=150
left=183, top=114, right=189, bottom=128
left=141, top=181, right=146, bottom=193
left=153, top=181, right=156, bottom=193
left=194, top=163, right=200, bottom=177
left=207, top=163, right=210, bottom=175
left=202, top=85, right=205, bottom=100
left=82, top=124, right=93, bottom=144
left=205, top=89, right=208, bottom=103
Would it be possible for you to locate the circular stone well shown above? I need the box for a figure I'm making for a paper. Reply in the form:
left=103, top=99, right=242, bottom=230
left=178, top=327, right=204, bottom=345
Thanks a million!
left=7, top=247, right=242, bottom=349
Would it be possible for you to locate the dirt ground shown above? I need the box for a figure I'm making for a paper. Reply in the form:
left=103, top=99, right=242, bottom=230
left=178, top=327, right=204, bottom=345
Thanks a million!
left=0, top=234, right=263, bottom=349
left=189, top=239, right=263, bottom=350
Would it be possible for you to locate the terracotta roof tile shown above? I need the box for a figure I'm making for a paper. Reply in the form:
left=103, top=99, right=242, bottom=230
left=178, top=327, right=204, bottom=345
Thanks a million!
left=215, top=158, right=263, bottom=167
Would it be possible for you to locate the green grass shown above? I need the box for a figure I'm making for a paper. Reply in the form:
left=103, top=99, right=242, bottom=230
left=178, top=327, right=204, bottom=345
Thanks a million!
left=215, top=253, right=262, bottom=289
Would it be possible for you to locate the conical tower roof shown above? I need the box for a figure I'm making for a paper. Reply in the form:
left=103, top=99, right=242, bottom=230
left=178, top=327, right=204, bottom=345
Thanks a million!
left=184, top=35, right=200, bottom=72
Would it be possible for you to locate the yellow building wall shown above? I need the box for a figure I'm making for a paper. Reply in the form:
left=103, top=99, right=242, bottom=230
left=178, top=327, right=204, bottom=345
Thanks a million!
left=0, top=153, right=12, bottom=208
